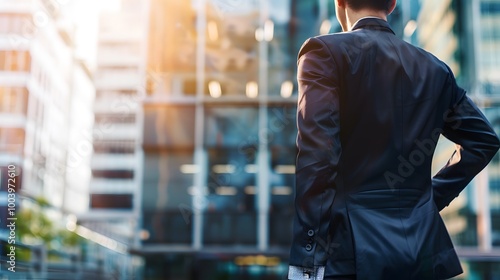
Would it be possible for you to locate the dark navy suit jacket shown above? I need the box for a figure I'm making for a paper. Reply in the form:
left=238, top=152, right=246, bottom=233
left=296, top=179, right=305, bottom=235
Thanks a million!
left=288, top=18, right=500, bottom=280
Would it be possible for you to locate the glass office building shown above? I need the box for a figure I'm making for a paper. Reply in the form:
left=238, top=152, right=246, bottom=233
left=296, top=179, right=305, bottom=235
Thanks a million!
left=136, top=0, right=403, bottom=279
left=417, top=0, right=500, bottom=279
left=479, top=0, right=500, bottom=254
left=139, top=0, right=318, bottom=278
left=139, top=1, right=308, bottom=278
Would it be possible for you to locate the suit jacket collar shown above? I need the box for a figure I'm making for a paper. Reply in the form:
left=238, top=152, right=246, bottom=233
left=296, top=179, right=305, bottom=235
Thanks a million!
left=351, top=18, right=395, bottom=35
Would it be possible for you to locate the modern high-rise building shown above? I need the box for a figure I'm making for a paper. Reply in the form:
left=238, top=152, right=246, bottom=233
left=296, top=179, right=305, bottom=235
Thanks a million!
left=476, top=0, right=500, bottom=262
left=416, top=0, right=500, bottom=279
left=0, top=0, right=94, bottom=214
left=82, top=0, right=148, bottom=248
left=134, top=0, right=321, bottom=278
left=0, top=0, right=107, bottom=278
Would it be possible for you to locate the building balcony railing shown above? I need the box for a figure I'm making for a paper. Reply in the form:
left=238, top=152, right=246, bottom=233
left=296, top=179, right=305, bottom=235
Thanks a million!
left=89, top=178, right=136, bottom=193
left=98, top=13, right=143, bottom=37
left=98, top=33, right=142, bottom=44
left=92, top=123, right=140, bottom=140
left=0, top=71, right=29, bottom=87
left=96, top=51, right=141, bottom=67
left=91, top=153, right=138, bottom=169
left=0, top=114, right=27, bottom=128
left=94, top=71, right=142, bottom=91
left=0, top=236, right=109, bottom=280
left=93, top=98, right=141, bottom=114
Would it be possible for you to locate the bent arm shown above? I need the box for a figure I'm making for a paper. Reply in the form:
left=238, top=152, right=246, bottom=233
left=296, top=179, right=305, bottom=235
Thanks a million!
left=433, top=72, right=500, bottom=210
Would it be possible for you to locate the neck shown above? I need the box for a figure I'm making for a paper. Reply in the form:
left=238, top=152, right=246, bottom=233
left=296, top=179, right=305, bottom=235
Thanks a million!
left=345, top=9, right=387, bottom=31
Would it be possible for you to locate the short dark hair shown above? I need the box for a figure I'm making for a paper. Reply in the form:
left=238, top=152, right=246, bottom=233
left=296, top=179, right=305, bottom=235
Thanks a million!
left=345, top=0, right=392, bottom=11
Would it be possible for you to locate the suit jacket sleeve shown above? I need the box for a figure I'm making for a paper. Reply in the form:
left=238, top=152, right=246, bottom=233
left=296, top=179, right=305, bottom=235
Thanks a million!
left=433, top=67, right=500, bottom=211
left=289, top=37, right=340, bottom=279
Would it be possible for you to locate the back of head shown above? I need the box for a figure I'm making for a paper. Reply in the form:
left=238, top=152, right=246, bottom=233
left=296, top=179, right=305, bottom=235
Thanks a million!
left=346, top=0, right=392, bottom=12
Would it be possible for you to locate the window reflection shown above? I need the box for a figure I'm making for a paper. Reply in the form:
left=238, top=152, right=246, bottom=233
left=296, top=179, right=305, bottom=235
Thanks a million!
left=205, top=147, right=256, bottom=211
left=141, top=0, right=331, bottom=251
left=0, top=50, right=31, bottom=71
left=204, top=147, right=257, bottom=245
left=142, top=150, right=194, bottom=244
left=204, top=106, right=259, bottom=147
left=0, top=127, right=24, bottom=155
left=143, top=105, right=195, bottom=149
left=146, top=0, right=260, bottom=98
left=267, top=106, right=296, bottom=246
left=142, top=105, right=196, bottom=244
left=203, top=106, right=258, bottom=245
left=204, top=4, right=259, bottom=98
left=486, top=107, right=500, bottom=247
left=90, top=194, right=133, bottom=209
left=0, top=87, right=29, bottom=115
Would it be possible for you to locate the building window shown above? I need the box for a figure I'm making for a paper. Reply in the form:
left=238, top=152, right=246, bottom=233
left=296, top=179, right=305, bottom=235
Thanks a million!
left=481, top=2, right=500, bottom=14
left=0, top=87, right=29, bottom=115
left=203, top=147, right=257, bottom=245
left=142, top=150, right=194, bottom=244
left=90, top=193, right=133, bottom=209
left=92, top=169, right=134, bottom=180
left=202, top=106, right=259, bottom=245
left=204, top=106, right=259, bottom=147
left=0, top=128, right=24, bottom=154
left=95, top=113, right=136, bottom=124
left=268, top=106, right=296, bottom=246
left=143, top=105, right=195, bottom=149
left=0, top=13, right=32, bottom=34
left=0, top=50, right=31, bottom=72
left=96, top=90, right=137, bottom=100
left=93, top=140, right=136, bottom=154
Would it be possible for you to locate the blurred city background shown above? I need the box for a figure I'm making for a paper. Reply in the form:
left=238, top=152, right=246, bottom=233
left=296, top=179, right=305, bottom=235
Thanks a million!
left=0, top=0, right=499, bottom=279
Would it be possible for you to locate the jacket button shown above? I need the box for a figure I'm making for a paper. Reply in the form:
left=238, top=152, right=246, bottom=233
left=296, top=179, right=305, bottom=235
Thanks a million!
left=305, top=244, right=312, bottom=251
left=307, top=230, right=314, bottom=237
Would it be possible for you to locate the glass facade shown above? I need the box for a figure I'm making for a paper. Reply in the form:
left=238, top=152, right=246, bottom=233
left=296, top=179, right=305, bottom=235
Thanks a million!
left=140, top=1, right=337, bottom=278
left=481, top=0, right=500, bottom=255
left=479, top=0, right=500, bottom=92
left=416, top=1, right=500, bottom=279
